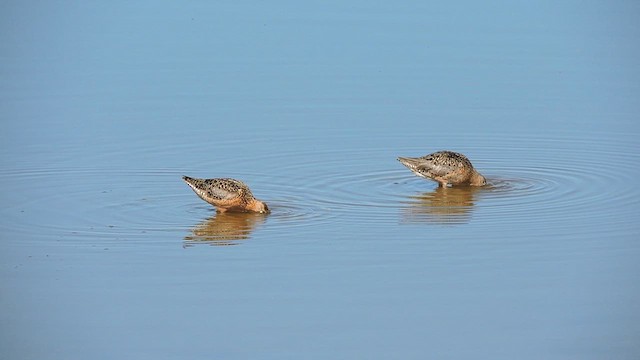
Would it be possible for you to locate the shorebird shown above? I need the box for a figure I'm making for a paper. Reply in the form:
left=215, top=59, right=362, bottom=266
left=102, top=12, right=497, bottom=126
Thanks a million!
left=397, top=151, right=486, bottom=187
left=182, top=176, right=270, bottom=213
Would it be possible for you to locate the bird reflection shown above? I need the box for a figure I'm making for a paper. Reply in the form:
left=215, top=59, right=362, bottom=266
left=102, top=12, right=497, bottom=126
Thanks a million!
left=184, top=212, right=267, bottom=246
left=401, top=185, right=480, bottom=224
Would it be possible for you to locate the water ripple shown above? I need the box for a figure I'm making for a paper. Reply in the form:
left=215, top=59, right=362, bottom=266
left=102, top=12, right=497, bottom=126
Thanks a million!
left=2, top=131, right=637, bottom=244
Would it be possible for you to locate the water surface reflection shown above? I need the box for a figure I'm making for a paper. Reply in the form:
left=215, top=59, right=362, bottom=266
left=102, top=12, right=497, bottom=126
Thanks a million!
left=401, top=185, right=481, bottom=224
left=184, top=212, right=267, bottom=246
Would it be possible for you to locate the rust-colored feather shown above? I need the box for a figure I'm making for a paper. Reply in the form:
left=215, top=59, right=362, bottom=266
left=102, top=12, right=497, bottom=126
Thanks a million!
left=183, top=176, right=269, bottom=213
left=398, top=151, right=486, bottom=187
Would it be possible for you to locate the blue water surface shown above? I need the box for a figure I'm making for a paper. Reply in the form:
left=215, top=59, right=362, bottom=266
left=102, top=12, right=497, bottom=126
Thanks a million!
left=1, top=1, right=639, bottom=359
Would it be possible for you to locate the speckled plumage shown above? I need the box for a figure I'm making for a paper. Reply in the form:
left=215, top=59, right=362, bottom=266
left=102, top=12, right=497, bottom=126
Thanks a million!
left=397, top=151, right=486, bottom=187
left=182, top=176, right=269, bottom=213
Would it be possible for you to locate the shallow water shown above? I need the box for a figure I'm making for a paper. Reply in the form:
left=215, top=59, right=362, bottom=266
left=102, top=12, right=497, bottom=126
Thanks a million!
left=2, top=1, right=640, bottom=359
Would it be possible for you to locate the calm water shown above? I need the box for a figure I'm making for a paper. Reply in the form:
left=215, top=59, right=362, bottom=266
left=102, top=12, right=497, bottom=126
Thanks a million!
left=2, top=1, right=639, bottom=359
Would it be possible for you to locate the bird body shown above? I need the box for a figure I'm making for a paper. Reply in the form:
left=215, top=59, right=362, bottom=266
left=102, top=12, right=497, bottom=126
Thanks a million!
left=182, top=176, right=269, bottom=213
left=397, top=151, right=486, bottom=187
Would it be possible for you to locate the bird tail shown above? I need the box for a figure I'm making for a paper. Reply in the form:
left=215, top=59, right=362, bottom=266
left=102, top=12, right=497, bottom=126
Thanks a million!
left=397, top=157, right=421, bottom=171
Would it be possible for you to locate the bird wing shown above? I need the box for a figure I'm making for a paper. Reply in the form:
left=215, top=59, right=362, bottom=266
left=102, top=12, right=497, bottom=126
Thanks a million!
left=399, top=156, right=452, bottom=178
left=417, top=162, right=454, bottom=178
left=202, top=179, right=245, bottom=200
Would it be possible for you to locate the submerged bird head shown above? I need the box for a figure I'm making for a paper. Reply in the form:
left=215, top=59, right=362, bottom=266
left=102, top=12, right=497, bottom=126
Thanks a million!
left=469, top=171, right=486, bottom=186
left=249, top=200, right=270, bottom=214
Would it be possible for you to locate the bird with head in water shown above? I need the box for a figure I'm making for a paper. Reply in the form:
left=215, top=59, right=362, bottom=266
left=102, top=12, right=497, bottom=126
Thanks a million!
left=397, top=150, right=486, bottom=187
left=182, top=176, right=270, bottom=213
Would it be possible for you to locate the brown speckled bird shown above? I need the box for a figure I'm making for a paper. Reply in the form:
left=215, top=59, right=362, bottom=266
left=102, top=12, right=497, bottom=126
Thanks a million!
left=397, top=151, right=486, bottom=187
left=182, top=176, right=270, bottom=213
